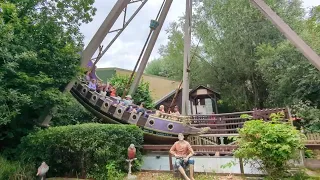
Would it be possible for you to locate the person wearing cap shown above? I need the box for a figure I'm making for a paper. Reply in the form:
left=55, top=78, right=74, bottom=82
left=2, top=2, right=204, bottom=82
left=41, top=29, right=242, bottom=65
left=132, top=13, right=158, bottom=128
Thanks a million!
left=122, top=95, right=133, bottom=106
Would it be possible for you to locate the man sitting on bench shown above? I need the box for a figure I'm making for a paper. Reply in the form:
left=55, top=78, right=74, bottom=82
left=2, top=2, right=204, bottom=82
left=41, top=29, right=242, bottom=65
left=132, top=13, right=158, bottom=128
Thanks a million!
left=169, top=133, right=195, bottom=180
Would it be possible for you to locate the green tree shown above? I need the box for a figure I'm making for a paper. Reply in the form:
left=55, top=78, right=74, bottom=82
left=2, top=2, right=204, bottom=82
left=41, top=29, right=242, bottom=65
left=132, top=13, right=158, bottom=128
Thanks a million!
left=193, top=0, right=305, bottom=110
left=255, top=5, right=320, bottom=107
left=145, top=22, right=214, bottom=88
left=235, top=112, right=305, bottom=179
left=51, top=94, right=95, bottom=126
left=0, top=1, right=96, bottom=149
left=145, top=59, right=167, bottom=77
left=109, top=75, right=154, bottom=109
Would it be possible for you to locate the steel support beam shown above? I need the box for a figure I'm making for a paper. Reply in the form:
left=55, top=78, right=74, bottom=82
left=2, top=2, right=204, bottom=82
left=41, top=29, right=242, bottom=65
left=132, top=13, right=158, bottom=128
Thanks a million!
left=80, top=0, right=131, bottom=67
left=250, top=0, right=320, bottom=71
left=182, top=0, right=192, bottom=115
left=92, top=0, right=148, bottom=68
left=128, top=0, right=173, bottom=95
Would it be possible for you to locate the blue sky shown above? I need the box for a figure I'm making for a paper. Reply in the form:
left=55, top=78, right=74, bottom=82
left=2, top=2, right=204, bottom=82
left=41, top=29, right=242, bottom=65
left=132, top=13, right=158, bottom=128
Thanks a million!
left=80, top=0, right=320, bottom=70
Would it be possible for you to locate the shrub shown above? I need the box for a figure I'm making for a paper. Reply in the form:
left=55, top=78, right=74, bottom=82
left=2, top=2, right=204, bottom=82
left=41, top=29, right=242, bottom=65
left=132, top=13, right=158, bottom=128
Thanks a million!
left=18, top=123, right=144, bottom=179
left=234, top=112, right=305, bottom=179
left=291, top=100, right=320, bottom=133
left=0, top=155, right=34, bottom=180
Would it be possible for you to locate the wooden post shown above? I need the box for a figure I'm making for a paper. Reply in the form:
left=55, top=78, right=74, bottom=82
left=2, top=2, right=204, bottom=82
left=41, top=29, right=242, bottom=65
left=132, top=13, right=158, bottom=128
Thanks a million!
left=286, top=106, right=293, bottom=126
left=239, top=158, right=244, bottom=174
left=195, top=99, right=198, bottom=115
left=213, top=93, right=219, bottom=114
left=190, top=98, right=194, bottom=115
left=169, top=153, right=173, bottom=171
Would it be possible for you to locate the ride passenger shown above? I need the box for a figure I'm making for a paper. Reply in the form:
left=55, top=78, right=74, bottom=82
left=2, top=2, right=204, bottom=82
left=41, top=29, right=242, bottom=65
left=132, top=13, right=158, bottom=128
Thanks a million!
left=96, top=81, right=103, bottom=93
left=170, top=105, right=180, bottom=115
left=110, top=86, right=116, bottom=97
left=85, top=71, right=91, bottom=81
left=155, top=105, right=165, bottom=117
left=100, top=87, right=107, bottom=97
left=132, top=102, right=145, bottom=115
left=122, top=95, right=133, bottom=106
left=88, top=79, right=97, bottom=91
left=159, top=105, right=165, bottom=113
left=105, top=83, right=111, bottom=96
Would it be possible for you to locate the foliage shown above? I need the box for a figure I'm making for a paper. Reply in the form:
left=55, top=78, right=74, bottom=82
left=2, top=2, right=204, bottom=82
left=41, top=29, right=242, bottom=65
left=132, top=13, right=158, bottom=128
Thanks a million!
left=305, top=149, right=315, bottom=159
left=148, top=1, right=320, bottom=112
left=0, top=0, right=95, bottom=149
left=193, top=0, right=305, bottom=110
left=234, top=112, right=305, bottom=179
left=145, top=22, right=214, bottom=88
left=18, top=123, right=144, bottom=179
left=255, top=5, right=320, bottom=108
left=0, top=155, right=34, bottom=180
left=220, top=160, right=237, bottom=169
left=51, top=94, right=95, bottom=126
left=87, top=161, right=125, bottom=180
left=109, top=74, right=154, bottom=109
left=291, top=101, right=320, bottom=133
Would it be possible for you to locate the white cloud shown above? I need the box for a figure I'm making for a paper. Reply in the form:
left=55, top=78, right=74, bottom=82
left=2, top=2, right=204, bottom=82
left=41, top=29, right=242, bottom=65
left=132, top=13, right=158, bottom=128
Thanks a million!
left=80, top=0, right=319, bottom=70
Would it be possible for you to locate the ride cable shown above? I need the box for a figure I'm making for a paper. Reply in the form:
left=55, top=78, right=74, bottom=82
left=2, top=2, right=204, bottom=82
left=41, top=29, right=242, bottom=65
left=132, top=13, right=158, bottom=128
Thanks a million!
left=167, top=36, right=202, bottom=113
left=121, top=0, right=166, bottom=99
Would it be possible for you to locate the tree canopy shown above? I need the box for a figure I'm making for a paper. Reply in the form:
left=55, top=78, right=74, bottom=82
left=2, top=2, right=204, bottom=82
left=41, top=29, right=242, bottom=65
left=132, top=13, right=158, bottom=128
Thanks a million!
left=145, top=0, right=320, bottom=112
left=0, top=1, right=96, bottom=149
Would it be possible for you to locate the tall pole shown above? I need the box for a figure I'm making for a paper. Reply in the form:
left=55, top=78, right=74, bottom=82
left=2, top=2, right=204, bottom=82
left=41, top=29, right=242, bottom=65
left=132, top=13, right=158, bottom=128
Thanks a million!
left=250, top=0, right=320, bottom=71
left=128, top=0, right=173, bottom=96
left=182, top=0, right=192, bottom=115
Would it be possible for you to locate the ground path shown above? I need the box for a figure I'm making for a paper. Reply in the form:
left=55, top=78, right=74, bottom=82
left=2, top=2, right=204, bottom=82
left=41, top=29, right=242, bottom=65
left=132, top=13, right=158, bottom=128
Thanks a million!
left=47, top=172, right=244, bottom=180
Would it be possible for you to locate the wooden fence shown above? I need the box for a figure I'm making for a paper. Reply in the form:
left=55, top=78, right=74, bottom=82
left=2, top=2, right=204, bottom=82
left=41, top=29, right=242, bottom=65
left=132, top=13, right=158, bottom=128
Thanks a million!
left=189, top=108, right=290, bottom=134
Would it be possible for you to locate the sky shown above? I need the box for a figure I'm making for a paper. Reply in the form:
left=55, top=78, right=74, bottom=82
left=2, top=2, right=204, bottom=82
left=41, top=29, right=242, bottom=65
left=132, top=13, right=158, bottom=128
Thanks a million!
left=80, top=0, right=320, bottom=70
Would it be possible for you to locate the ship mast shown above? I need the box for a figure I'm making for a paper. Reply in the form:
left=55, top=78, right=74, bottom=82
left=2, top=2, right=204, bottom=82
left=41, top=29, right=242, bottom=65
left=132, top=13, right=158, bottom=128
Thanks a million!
left=181, top=0, right=192, bottom=115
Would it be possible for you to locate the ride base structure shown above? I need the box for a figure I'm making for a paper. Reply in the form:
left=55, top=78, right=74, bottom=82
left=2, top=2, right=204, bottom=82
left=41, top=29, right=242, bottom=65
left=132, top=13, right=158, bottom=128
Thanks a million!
left=67, top=0, right=320, bottom=145
left=34, top=0, right=319, bottom=155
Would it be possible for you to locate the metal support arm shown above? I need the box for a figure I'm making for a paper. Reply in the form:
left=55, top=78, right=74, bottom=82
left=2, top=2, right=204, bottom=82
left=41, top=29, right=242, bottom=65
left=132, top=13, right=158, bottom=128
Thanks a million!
left=80, top=0, right=131, bottom=67
left=128, top=0, right=173, bottom=95
left=92, top=0, right=148, bottom=68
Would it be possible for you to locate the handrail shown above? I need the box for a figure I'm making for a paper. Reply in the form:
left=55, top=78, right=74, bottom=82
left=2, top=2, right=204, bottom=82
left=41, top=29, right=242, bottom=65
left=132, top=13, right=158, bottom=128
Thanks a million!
left=189, top=111, right=254, bottom=117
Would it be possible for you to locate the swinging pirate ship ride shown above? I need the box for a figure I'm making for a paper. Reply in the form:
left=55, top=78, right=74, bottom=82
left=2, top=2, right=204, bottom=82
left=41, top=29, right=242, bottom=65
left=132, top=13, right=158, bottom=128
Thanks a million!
left=42, top=0, right=320, bottom=145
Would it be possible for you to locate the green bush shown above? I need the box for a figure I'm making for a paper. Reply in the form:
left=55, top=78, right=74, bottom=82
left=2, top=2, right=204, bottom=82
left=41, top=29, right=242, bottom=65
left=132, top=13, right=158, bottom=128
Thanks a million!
left=235, top=112, right=305, bottom=179
left=291, top=101, right=320, bottom=133
left=18, top=123, right=144, bottom=179
left=0, top=155, right=34, bottom=180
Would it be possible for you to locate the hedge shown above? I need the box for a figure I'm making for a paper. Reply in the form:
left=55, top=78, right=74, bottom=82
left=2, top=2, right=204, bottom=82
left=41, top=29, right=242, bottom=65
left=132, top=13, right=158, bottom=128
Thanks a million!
left=18, top=123, right=144, bottom=178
